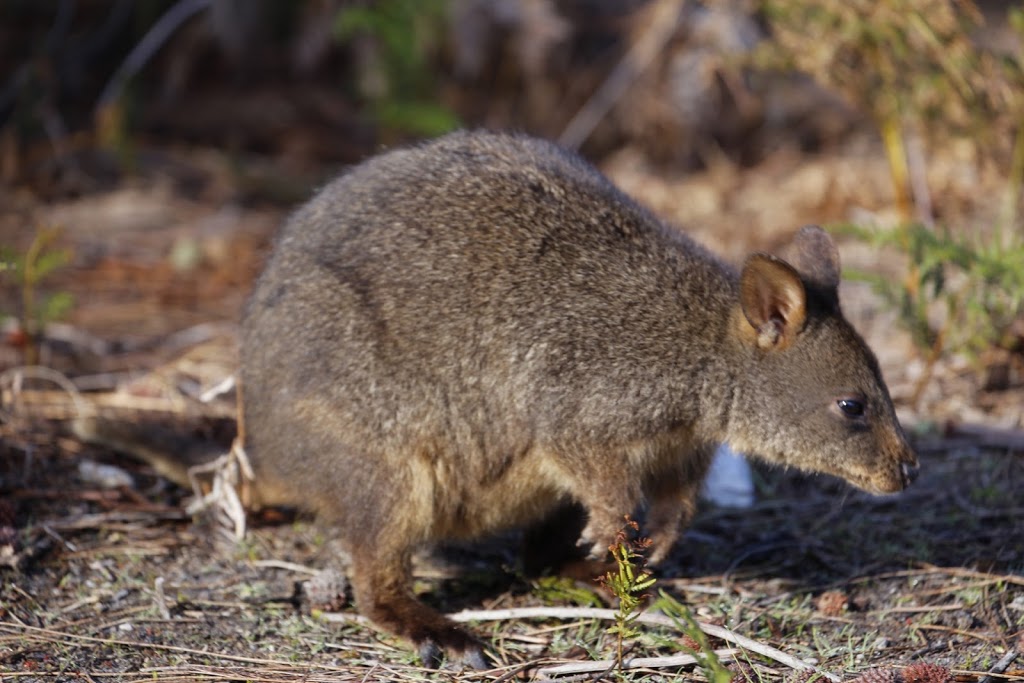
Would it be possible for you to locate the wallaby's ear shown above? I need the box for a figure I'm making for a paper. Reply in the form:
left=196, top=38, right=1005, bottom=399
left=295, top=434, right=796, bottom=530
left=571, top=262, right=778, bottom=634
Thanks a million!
left=739, top=254, right=807, bottom=350
left=778, top=225, right=841, bottom=293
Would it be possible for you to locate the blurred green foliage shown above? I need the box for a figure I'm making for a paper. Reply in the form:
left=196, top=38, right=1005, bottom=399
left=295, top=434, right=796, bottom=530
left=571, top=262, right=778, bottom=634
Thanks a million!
left=1, top=227, right=74, bottom=365
left=838, top=222, right=1024, bottom=359
left=655, top=591, right=732, bottom=683
left=334, top=0, right=460, bottom=137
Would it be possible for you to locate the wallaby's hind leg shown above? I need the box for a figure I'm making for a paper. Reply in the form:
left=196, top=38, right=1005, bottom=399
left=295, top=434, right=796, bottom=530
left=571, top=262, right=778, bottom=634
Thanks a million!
left=349, top=551, right=488, bottom=669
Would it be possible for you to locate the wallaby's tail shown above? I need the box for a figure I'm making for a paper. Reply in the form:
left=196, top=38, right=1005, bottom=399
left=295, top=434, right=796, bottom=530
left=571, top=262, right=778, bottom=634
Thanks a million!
left=72, top=414, right=235, bottom=488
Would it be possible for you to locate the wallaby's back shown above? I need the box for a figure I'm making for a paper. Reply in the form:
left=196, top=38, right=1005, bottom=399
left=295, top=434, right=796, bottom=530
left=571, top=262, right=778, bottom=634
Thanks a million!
left=240, top=130, right=917, bottom=667
left=243, top=132, right=734, bottom=521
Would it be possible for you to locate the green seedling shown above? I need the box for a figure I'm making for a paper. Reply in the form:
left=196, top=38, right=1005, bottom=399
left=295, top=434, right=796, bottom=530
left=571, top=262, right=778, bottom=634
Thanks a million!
left=1, top=226, right=74, bottom=365
left=599, top=517, right=657, bottom=673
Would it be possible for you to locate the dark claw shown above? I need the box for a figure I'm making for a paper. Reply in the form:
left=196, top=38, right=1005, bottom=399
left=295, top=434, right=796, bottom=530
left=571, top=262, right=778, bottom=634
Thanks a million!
left=459, top=645, right=490, bottom=671
left=417, top=641, right=444, bottom=669
left=416, top=637, right=489, bottom=670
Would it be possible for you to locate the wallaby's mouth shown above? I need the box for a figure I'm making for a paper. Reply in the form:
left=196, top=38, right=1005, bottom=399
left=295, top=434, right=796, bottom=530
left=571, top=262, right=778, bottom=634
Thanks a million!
left=846, top=460, right=917, bottom=495
left=899, top=461, right=919, bottom=487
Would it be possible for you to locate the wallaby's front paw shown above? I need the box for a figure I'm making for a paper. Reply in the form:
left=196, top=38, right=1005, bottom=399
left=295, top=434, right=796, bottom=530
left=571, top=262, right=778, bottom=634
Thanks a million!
left=645, top=525, right=680, bottom=565
left=577, top=525, right=615, bottom=562
left=574, top=536, right=600, bottom=561
left=646, top=539, right=673, bottom=566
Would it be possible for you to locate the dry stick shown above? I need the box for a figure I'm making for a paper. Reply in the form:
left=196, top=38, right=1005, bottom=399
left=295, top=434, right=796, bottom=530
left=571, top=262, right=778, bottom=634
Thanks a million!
left=1, top=622, right=525, bottom=681
left=906, top=127, right=934, bottom=229
left=535, top=649, right=739, bottom=677
left=558, top=0, right=686, bottom=150
left=912, top=623, right=997, bottom=643
left=838, top=566, right=1024, bottom=589
left=915, top=564, right=1024, bottom=588
left=321, top=607, right=835, bottom=679
left=252, top=559, right=321, bottom=575
left=977, top=649, right=1019, bottom=683
left=446, top=606, right=842, bottom=682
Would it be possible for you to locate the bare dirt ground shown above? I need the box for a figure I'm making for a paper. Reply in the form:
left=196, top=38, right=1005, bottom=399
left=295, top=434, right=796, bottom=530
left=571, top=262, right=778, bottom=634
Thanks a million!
left=1, top=137, right=1023, bottom=682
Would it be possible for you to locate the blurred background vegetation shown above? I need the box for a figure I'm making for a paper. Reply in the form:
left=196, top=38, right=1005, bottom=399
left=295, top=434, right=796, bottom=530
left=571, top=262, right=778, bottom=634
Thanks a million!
left=3, top=0, right=1017, bottom=182
left=1, top=0, right=1022, bottom=402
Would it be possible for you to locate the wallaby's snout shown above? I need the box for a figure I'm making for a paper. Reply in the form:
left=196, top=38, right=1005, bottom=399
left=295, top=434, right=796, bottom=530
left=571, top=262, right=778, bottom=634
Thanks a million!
left=871, top=456, right=918, bottom=494
left=892, top=430, right=920, bottom=490
left=856, top=409, right=918, bottom=494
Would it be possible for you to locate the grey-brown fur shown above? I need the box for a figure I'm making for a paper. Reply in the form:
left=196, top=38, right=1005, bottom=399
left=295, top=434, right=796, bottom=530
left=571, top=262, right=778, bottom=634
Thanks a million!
left=238, top=130, right=917, bottom=667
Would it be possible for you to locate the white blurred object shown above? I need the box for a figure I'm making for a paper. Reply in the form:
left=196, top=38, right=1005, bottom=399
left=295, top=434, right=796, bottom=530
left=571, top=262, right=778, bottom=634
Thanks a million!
left=701, top=444, right=755, bottom=508
left=78, top=460, right=134, bottom=490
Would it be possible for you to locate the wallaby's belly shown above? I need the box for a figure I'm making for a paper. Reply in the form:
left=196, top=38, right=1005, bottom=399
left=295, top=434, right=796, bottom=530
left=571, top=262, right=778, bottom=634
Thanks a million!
left=242, top=363, right=572, bottom=539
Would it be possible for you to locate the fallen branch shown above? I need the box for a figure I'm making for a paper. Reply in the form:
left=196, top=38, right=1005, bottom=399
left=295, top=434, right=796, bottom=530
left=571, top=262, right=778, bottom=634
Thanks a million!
left=0, top=365, right=90, bottom=420
left=322, top=605, right=838, bottom=679
left=450, top=606, right=840, bottom=681
left=535, top=648, right=739, bottom=677
left=0, top=622, right=353, bottom=672
left=95, top=0, right=214, bottom=112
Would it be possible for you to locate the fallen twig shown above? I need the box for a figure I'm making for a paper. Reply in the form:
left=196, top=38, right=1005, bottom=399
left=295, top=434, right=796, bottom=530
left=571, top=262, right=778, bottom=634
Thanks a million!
left=0, top=365, right=90, bottom=420
left=0, top=622, right=352, bottom=672
left=977, top=649, right=1018, bottom=683
left=451, top=606, right=841, bottom=681
left=535, top=649, right=738, bottom=677
left=95, top=0, right=214, bottom=112
left=322, top=605, right=838, bottom=679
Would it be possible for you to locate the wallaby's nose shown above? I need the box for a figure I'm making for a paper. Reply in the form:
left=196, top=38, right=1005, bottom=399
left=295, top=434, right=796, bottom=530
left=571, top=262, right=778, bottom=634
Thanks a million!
left=900, top=461, right=919, bottom=487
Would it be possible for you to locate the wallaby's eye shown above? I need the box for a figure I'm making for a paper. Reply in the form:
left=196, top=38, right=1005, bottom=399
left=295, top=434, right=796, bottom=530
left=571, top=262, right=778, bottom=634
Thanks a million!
left=837, top=398, right=865, bottom=418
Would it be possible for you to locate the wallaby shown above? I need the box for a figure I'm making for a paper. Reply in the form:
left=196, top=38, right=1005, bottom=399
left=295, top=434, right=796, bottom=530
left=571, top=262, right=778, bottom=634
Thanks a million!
left=239, top=130, right=917, bottom=666
left=83, top=130, right=919, bottom=668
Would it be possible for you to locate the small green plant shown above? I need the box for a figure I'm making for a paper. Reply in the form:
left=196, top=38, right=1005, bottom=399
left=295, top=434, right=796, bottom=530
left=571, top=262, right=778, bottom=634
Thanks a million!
left=599, top=517, right=657, bottom=672
left=333, top=0, right=460, bottom=137
left=656, top=591, right=733, bottom=683
left=0, top=226, right=74, bottom=365
left=533, top=575, right=604, bottom=608
left=836, top=221, right=1024, bottom=402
